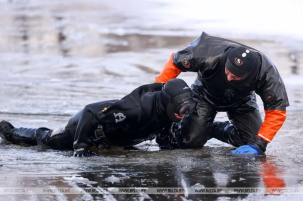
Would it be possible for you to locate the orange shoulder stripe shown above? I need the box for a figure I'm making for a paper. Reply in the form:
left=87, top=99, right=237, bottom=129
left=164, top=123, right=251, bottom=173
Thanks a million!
left=155, top=53, right=181, bottom=83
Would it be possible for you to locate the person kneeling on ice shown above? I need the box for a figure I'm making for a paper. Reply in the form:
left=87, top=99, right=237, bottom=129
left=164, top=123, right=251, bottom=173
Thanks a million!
left=0, top=78, right=196, bottom=157
left=155, top=32, right=289, bottom=155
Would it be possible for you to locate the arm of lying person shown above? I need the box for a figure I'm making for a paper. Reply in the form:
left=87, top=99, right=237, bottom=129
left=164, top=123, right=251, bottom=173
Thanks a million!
left=73, top=134, right=98, bottom=157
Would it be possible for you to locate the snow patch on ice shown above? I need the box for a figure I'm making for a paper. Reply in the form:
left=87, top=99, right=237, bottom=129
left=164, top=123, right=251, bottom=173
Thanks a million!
left=104, top=175, right=121, bottom=184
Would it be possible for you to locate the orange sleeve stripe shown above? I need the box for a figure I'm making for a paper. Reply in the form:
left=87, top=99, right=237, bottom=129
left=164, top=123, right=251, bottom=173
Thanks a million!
left=258, top=110, right=287, bottom=142
left=155, top=53, right=182, bottom=83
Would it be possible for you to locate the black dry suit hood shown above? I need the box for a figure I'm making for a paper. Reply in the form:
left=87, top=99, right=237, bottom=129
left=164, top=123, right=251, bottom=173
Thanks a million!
left=161, top=78, right=196, bottom=122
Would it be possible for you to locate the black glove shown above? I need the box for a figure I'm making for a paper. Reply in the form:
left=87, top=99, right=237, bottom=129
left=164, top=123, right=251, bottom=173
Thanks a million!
left=73, top=148, right=97, bottom=157
left=156, top=123, right=180, bottom=150
left=156, top=133, right=174, bottom=150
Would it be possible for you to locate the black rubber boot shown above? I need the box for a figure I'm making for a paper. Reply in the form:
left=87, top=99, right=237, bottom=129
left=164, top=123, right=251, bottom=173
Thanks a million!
left=210, top=121, right=245, bottom=147
left=0, top=120, right=38, bottom=145
left=0, top=120, right=53, bottom=146
left=0, top=120, right=15, bottom=141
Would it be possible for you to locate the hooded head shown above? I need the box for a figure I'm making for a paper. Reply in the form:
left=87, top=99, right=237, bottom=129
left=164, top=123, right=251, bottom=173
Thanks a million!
left=161, top=78, right=196, bottom=122
left=225, top=46, right=259, bottom=80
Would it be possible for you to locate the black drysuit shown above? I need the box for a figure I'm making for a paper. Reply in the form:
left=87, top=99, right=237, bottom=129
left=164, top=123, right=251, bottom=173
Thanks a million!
left=0, top=79, right=195, bottom=151
left=155, top=32, right=289, bottom=152
left=73, top=82, right=173, bottom=149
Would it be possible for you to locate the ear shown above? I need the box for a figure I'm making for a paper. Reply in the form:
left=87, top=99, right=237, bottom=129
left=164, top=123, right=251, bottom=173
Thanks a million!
left=224, top=67, right=228, bottom=74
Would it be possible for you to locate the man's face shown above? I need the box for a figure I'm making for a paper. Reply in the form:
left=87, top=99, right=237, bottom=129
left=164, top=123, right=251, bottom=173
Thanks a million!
left=172, top=100, right=196, bottom=121
left=225, top=67, right=242, bottom=81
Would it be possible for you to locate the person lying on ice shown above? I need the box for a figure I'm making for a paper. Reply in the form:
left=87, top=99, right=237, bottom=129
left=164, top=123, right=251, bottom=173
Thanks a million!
left=0, top=78, right=196, bottom=157
left=155, top=32, right=289, bottom=155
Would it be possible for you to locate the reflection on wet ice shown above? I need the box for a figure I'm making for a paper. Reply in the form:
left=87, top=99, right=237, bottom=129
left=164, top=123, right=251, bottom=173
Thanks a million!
left=1, top=0, right=303, bottom=200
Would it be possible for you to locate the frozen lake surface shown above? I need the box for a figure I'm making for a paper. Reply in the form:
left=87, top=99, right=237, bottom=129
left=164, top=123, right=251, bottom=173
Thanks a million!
left=0, top=0, right=303, bottom=200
